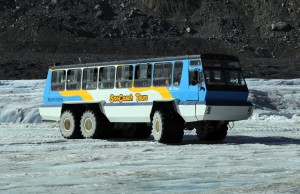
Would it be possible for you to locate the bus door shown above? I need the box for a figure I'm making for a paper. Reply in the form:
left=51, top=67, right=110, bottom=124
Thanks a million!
left=187, top=58, right=207, bottom=101
left=188, top=63, right=207, bottom=121
left=187, top=67, right=200, bottom=101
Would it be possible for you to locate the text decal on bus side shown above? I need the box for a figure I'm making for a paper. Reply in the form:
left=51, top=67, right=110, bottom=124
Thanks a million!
left=110, top=93, right=148, bottom=103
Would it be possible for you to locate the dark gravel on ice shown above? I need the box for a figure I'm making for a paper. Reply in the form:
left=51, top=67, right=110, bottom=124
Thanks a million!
left=0, top=0, right=299, bottom=80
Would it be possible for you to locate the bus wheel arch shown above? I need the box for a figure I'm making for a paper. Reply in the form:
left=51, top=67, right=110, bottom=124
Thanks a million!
left=150, top=100, right=184, bottom=124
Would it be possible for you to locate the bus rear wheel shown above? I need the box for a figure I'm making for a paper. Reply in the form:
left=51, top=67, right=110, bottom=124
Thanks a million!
left=80, top=110, right=98, bottom=139
left=196, top=121, right=228, bottom=141
left=80, top=109, right=111, bottom=139
left=151, top=111, right=183, bottom=144
left=60, top=110, right=82, bottom=139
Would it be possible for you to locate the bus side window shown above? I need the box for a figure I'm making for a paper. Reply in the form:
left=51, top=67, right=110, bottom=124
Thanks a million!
left=99, top=66, right=115, bottom=89
left=66, top=69, right=82, bottom=90
left=82, top=68, right=97, bottom=90
left=51, top=70, right=66, bottom=91
left=153, top=62, right=172, bottom=87
left=134, top=63, right=152, bottom=87
left=173, top=61, right=183, bottom=86
left=190, top=60, right=201, bottom=66
left=116, top=65, right=133, bottom=88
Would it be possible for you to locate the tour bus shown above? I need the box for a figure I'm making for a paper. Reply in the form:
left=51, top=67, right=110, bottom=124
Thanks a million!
left=39, top=54, right=253, bottom=144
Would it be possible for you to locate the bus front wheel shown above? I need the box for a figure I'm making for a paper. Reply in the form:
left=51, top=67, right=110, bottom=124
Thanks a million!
left=151, top=111, right=183, bottom=144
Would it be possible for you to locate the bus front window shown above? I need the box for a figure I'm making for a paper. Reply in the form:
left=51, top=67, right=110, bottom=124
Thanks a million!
left=204, top=70, right=225, bottom=85
left=204, top=70, right=246, bottom=87
left=225, top=71, right=246, bottom=86
left=202, top=59, right=247, bottom=90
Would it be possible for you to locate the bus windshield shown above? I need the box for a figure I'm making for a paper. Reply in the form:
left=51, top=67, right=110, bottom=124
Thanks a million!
left=202, top=59, right=247, bottom=90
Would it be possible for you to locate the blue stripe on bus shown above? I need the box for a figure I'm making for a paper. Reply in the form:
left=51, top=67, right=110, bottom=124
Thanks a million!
left=205, top=91, right=248, bottom=102
left=41, top=104, right=62, bottom=107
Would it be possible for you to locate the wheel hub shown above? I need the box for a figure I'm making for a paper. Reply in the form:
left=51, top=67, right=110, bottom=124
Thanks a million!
left=64, top=118, right=71, bottom=131
left=84, top=118, right=93, bottom=132
left=155, top=119, right=160, bottom=134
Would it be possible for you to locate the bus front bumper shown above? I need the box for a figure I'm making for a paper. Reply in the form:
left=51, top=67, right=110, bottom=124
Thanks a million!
left=179, top=101, right=253, bottom=122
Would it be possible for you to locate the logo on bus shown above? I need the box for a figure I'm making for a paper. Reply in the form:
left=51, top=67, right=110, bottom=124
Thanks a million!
left=135, top=93, right=148, bottom=102
left=110, top=93, right=148, bottom=103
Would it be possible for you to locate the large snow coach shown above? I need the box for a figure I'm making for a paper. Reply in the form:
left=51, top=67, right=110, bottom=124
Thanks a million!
left=39, top=54, right=253, bottom=143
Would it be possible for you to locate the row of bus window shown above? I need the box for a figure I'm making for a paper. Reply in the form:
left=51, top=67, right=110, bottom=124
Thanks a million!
left=51, top=62, right=183, bottom=91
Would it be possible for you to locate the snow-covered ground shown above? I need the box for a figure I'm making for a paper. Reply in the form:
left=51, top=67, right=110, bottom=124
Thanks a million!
left=0, top=79, right=300, bottom=193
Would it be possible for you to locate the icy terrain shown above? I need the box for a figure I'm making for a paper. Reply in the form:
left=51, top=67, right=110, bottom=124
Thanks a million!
left=0, top=79, right=300, bottom=193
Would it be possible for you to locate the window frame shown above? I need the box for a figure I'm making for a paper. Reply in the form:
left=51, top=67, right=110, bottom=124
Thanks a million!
left=153, top=62, right=173, bottom=87
left=116, top=65, right=134, bottom=88
left=173, top=61, right=183, bottom=86
left=51, top=70, right=66, bottom=91
left=134, top=63, right=152, bottom=88
left=99, top=66, right=116, bottom=89
left=66, top=69, right=82, bottom=91
left=82, top=67, right=98, bottom=90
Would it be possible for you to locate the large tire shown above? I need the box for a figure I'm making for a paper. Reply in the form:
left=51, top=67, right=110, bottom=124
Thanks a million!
left=196, top=121, right=228, bottom=141
left=60, top=110, right=82, bottom=139
left=80, top=109, right=111, bottom=139
left=151, top=111, right=184, bottom=144
left=80, top=110, right=98, bottom=139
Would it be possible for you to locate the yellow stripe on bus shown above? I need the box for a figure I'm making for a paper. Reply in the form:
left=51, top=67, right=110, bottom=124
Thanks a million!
left=129, top=86, right=173, bottom=99
left=59, top=90, right=94, bottom=101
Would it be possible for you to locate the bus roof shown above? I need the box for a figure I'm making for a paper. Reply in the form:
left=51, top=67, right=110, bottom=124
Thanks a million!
left=51, top=54, right=238, bottom=69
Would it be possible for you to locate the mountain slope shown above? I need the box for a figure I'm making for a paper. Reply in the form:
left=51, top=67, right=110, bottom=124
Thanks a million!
left=0, top=0, right=299, bottom=79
